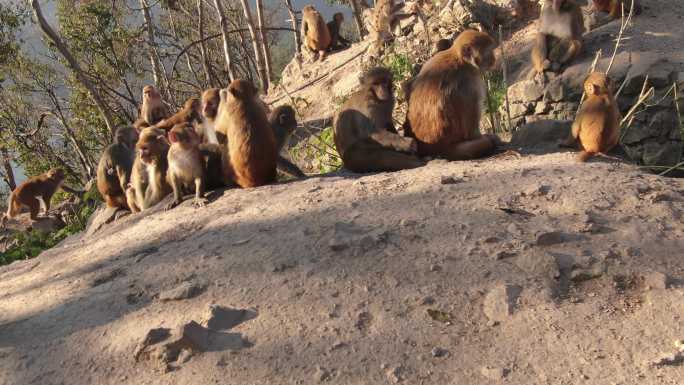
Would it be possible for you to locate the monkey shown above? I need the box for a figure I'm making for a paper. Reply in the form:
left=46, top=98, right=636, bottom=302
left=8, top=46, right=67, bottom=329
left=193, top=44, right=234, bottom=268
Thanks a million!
left=126, top=127, right=171, bottom=212
left=405, top=30, right=501, bottom=161
left=153, top=97, right=202, bottom=133
left=4, top=168, right=65, bottom=223
left=327, top=12, right=351, bottom=51
left=166, top=123, right=208, bottom=209
left=531, top=0, right=584, bottom=76
left=199, top=88, right=221, bottom=145
left=565, top=72, right=620, bottom=162
left=301, top=5, right=331, bottom=61
left=97, top=126, right=138, bottom=210
left=403, top=38, right=454, bottom=100
left=334, top=67, right=423, bottom=173
left=215, top=80, right=277, bottom=188
left=269, top=105, right=306, bottom=178
left=133, top=85, right=169, bottom=130
left=592, top=0, right=641, bottom=19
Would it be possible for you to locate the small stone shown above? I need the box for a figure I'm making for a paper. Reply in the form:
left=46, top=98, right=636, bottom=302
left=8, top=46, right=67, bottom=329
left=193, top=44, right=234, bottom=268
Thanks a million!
left=440, top=176, right=462, bottom=185
left=535, top=231, right=565, bottom=246
left=480, top=366, right=509, bottom=380
left=431, top=347, right=448, bottom=357
left=482, top=236, right=501, bottom=244
left=429, top=264, right=441, bottom=272
left=400, top=219, right=417, bottom=227
left=314, top=365, right=330, bottom=382
left=486, top=320, right=500, bottom=327
left=420, top=296, right=435, bottom=305
left=159, top=281, right=204, bottom=301
left=643, top=271, right=670, bottom=290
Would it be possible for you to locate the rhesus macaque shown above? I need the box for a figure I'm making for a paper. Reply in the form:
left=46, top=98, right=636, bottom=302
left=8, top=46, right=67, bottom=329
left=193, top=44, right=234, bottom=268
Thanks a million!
left=199, top=143, right=229, bottom=190
left=301, top=5, right=331, bottom=61
left=566, top=72, right=620, bottom=162
left=215, top=80, right=277, bottom=188
left=126, top=127, right=171, bottom=212
left=327, top=12, right=351, bottom=51
left=532, top=0, right=585, bottom=75
left=133, top=85, right=170, bottom=130
left=405, top=30, right=500, bottom=161
left=593, top=0, right=641, bottom=19
left=97, top=126, right=138, bottom=210
left=269, top=105, right=306, bottom=178
left=4, top=168, right=65, bottom=223
left=166, top=123, right=208, bottom=209
left=200, top=88, right=221, bottom=144
left=154, top=97, right=202, bottom=133
left=334, top=67, right=423, bottom=173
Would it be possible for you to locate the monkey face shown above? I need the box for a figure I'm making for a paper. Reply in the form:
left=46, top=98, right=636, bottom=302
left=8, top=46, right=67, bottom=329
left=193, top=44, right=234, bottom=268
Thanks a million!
left=137, top=128, right=168, bottom=164
left=584, top=72, right=613, bottom=96
left=456, top=31, right=498, bottom=71
left=371, top=80, right=393, bottom=102
left=143, top=86, right=160, bottom=102
left=335, top=13, right=344, bottom=23
left=202, top=89, right=220, bottom=119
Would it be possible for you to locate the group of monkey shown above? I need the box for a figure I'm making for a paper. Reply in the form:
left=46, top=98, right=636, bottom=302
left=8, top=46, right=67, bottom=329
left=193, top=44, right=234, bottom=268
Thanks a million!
left=3, top=0, right=632, bottom=223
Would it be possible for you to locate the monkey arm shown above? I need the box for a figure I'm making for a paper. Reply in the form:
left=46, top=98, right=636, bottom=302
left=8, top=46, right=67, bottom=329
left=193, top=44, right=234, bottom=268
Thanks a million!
left=532, top=33, right=550, bottom=73
left=277, top=156, right=306, bottom=178
left=116, top=166, right=130, bottom=192
left=558, top=39, right=582, bottom=65
left=369, top=130, right=416, bottom=153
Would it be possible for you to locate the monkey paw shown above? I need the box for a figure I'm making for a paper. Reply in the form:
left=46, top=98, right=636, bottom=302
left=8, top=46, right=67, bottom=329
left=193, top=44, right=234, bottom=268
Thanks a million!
left=193, top=198, right=209, bottom=208
left=166, top=201, right=181, bottom=211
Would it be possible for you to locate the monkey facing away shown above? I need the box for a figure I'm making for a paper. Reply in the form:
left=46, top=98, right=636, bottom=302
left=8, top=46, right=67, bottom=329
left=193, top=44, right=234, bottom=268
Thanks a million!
left=327, top=12, right=351, bottom=51
left=126, top=127, right=172, bottom=212
left=97, top=126, right=138, bottom=210
left=593, top=0, right=641, bottom=19
left=153, top=97, right=202, bottom=133
left=133, top=85, right=170, bottom=130
left=531, top=0, right=585, bottom=75
left=301, top=5, right=331, bottom=61
left=200, top=88, right=221, bottom=144
left=215, top=80, right=278, bottom=188
left=166, top=123, right=208, bottom=209
left=405, top=30, right=500, bottom=161
left=269, top=105, right=306, bottom=178
left=566, top=72, right=620, bottom=162
left=4, top=168, right=65, bottom=223
left=334, top=67, right=423, bottom=173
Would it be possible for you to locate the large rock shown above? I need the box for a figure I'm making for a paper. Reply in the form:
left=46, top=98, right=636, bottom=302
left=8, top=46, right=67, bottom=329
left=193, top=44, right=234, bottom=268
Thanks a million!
left=483, top=284, right=522, bottom=323
left=509, top=120, right=572, bottom=150
left=622, top=110, right=683, bottom=168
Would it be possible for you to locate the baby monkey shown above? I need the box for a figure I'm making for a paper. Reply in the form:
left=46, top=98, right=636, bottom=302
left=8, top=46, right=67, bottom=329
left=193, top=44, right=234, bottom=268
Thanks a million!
left=166, top=123, right=208, bottom=209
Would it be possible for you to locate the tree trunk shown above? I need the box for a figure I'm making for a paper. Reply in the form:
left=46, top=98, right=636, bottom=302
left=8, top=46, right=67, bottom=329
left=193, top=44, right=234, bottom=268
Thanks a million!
left=282, top=0, right=301, bottom=54
left=140, top=0, right=173, bottom=104
left=28, top=0, right=116, bottom=135
left=197, top=0, right=215, bottom=87
left=238, top=0, right=269, bottom=93
left=212, top=0, right=237, bottom=82
left=348, top=0, right=366, bottom=38
left=1, top=147, right=16, bottom=191
left=255, top=0, right=273, bottom=82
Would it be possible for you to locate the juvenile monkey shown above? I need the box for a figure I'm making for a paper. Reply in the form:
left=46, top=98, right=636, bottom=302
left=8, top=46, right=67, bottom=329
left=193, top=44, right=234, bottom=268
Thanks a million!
left=133, top=85, right=170, bottom=130
left=531, top=0, right=585, bottom=75
left=153, top=97, right=202, bottom=133
left=215, top=80, right=277, bottom=188
left=4, top=168, right=65, bottom=223
left=269, top=105, right=306, bottom=178
left=301, top=5, right=331, bottom=61
left=334, top=67, right=423, bottom=173
left=567, top=72, right=620, bottom=162
left=166, top=123, right=208, bottom=209
left=126, top=127, right=171, bottom=212
left=593, top=0, right=641, bottom=19
left=97, top=126, right=138, bottom=210
left=406, top=30, right=500, bottom=160
left=200, top=88, right=221, bottom=144
left=327, top=12, right=350, bottom=51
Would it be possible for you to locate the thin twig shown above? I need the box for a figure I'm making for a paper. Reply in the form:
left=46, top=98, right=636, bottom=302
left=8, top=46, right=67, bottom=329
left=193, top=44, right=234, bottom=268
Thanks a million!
left=605, top=0, right=635, bottom=76
left=656, top=161, right=684, bottom=175
left=498, top=25, right=512, bottom=131
left=577, top=50, right=602, bottom=110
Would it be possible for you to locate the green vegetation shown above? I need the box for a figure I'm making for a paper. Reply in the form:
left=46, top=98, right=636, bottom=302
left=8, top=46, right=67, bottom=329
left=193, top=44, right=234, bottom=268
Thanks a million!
left=291, top=126, right=342, bottom=174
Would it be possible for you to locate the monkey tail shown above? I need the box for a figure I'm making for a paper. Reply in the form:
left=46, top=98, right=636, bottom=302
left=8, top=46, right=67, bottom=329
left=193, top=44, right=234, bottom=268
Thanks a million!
left=577, top=151, right=593, bottom=162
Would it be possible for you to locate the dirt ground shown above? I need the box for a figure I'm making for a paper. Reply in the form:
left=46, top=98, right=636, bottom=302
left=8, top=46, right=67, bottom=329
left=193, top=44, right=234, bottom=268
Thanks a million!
left=1, top=150, right=682, bottom=385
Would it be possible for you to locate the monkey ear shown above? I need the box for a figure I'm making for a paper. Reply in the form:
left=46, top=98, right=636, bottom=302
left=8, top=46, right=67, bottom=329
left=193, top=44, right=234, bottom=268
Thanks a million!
left=591, top=84, right=601, bottom=95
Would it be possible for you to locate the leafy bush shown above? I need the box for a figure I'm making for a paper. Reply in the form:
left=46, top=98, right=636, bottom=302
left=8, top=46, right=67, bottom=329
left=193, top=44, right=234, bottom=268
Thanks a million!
left=291, top=126, right=342, bottom=174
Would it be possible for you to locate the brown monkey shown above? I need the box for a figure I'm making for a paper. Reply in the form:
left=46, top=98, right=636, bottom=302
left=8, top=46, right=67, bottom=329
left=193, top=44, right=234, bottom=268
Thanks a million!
left=405, top=30, right=500, bottom=161
left=403, top=38, right=454, bottom=100
left=334, top=67, right=423, bottom=173
left=327, top=12, right=350, bottom=51
left=215, top=80, right=277, bottom=188
left=269, top=105, right=306, bottom=178
left=4, top=169, right=65, bottom=223
left=200, top=88, right=221, bottom=144
left=133, top=85, right=169, bottom=130
left=566, top=72, right=620, bottom=162
left=97, top=126, right=138, bottom=209
left=593, top=0, right=641, bottom=19
left=166, top=123, right=208, bottom=209
left=153, top=97, right=202, bottom=133
left=126, top=127, right=171, bottom=212
left=301, top=5, right=331, bottom=61
left=532, top=0, right=585, bottom=75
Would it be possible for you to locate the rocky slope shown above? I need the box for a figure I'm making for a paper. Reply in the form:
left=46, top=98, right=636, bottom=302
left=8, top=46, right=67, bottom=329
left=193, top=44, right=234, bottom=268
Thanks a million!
left=1, top=150, right=683, bottom=385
